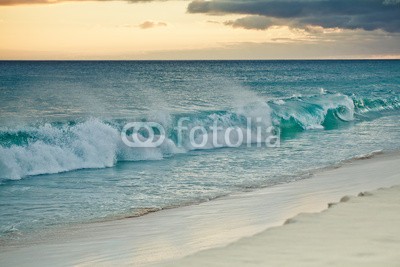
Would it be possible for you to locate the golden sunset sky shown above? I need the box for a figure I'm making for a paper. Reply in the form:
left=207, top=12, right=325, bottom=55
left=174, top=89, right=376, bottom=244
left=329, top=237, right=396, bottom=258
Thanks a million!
left=1, top=0, right=399, bottom=59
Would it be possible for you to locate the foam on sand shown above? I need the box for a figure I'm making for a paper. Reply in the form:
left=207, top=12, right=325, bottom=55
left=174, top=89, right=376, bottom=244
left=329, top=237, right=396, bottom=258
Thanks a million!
left=165, top=187, right=400, bottom=266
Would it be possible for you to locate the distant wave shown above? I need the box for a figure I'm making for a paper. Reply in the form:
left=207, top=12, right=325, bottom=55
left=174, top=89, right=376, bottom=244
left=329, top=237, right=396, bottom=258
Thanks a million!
left=0, top=92, right=398, bottom=180
left=270, top=93, right=355, bottom=131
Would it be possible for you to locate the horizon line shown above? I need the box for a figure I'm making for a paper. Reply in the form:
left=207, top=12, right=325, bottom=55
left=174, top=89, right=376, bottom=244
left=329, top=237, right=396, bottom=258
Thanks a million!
left=1, top=58, right=400, bottom=62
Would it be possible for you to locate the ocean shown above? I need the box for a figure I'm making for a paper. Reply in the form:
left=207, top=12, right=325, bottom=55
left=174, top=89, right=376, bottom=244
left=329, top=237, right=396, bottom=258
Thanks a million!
left=0, top=60, right=399, bottom=242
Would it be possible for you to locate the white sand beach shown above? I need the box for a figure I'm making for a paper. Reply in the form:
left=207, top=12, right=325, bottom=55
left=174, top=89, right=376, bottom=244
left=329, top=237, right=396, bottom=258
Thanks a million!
left=164, top=185, right=400, bottom=267
left=1, top=152, right=400, bottom=267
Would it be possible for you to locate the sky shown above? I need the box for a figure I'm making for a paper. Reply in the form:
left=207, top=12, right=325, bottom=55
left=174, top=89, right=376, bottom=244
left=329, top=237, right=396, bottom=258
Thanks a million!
left=0, top=0, right=399, bottom=59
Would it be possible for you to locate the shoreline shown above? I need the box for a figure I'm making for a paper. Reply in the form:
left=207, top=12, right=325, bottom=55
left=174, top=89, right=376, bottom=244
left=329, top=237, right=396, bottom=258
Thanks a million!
left=1, top=151, right=400, bottom=266
left=165, top=185, right=400, bottom=266
left=0, top=149, right=387, bottom=244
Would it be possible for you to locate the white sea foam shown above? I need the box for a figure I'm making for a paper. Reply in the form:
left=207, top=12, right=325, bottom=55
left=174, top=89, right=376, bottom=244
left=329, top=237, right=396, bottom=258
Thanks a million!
left=0, top=119, right=119, bottom=180
left=0, top=93, right=395, bottom=180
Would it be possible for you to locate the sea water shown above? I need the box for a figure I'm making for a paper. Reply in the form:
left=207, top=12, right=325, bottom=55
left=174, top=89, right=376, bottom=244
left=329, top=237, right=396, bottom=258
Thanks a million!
left=0, top=60, right=399, bottom=241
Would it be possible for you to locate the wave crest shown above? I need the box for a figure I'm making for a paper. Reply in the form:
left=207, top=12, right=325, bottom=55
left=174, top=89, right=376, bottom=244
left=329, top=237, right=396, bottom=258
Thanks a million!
left=0, top=92, right=398, bottom=180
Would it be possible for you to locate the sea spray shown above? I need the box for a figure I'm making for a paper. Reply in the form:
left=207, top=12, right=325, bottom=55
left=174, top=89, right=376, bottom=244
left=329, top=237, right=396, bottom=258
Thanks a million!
left=0, top=93, right=398, bottom=180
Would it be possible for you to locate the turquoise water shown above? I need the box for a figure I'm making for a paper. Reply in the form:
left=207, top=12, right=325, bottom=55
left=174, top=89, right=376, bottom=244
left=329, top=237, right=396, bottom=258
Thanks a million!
left=0, top=60, right=399, bottom=241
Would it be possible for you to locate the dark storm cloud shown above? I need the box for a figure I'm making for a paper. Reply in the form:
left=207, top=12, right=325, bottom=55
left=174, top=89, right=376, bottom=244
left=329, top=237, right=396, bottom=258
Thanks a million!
left=187, top=0, right=400, bottom=32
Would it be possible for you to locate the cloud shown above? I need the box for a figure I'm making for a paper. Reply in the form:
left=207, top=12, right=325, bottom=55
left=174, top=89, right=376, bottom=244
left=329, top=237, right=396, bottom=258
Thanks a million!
left=206, top=20, right=220, bottom=24
left=138, top=21, right=167, bottom=29
left=126, top=31, right=400, bottom=59
left=224, top=15, right=276, bottom=30
left=187, top=0, right=400, bottom=32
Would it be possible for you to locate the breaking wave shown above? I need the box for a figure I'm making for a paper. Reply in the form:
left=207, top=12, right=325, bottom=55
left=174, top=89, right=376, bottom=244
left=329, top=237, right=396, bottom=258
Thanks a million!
left=0, top=92, right=398, bottom=180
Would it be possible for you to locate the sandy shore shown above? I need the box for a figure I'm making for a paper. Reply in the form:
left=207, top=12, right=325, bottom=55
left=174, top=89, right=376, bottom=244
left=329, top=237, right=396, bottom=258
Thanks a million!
left=1, top=152, right=400, bottom=266
left=164, top=185, right=400, bottom=267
